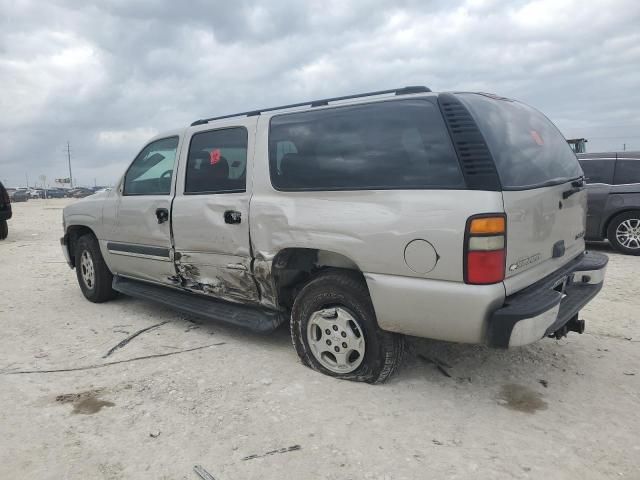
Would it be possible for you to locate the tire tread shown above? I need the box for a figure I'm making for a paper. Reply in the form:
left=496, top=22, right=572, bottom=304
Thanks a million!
left=290, top=270, right=404, bottom=384
left=75, top=234, right=117, bottom=302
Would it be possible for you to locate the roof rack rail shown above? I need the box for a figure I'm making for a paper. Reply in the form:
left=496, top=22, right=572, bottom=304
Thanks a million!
left=190, top=86, right=431, bottom=126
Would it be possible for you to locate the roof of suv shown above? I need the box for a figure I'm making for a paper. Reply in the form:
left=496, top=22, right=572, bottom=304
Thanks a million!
left=189, top=86, right=435, bottom=127
left=578, top=151, right=640, bottom=160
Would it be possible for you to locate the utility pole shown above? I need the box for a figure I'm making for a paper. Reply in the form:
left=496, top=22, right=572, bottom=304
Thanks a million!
left=66, top=141, right=74, bottom=188
left=623, top=143, right=626, bottom=151
left=25, top=173, right=29, bottom=188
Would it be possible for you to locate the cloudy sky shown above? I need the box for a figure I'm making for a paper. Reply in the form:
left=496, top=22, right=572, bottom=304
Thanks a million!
left=1, top=0, right=639, bottom=187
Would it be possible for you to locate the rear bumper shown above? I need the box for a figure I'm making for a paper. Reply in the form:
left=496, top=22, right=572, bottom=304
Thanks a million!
left=487, top=251, right=608, bottom=348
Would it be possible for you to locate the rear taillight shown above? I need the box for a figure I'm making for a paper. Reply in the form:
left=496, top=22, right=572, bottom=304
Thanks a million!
left=464, top=214, right=506, bottom=285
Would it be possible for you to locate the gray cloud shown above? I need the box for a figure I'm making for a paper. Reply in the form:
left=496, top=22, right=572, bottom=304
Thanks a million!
left=1, top=0, right=639, bottom=187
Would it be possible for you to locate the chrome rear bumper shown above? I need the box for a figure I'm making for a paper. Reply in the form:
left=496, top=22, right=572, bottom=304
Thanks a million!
left=487, top=251, right=608, bottom=348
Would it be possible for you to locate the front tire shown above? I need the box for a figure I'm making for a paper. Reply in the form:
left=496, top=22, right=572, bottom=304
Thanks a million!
left=0, top=220, right=7, bottom=240
left=74, top=234, right=116, bottom=302
left=290, top=270, right=405, bottom=384
left=607, top=211, right=640, bottom=255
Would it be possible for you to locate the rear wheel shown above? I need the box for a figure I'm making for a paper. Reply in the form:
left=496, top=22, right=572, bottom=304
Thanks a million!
left=0, top=220, right=7, bottom=240
left=74, top=234, right=117, bottom=302
left=290, top=270, right=405, bottom=384
left=607, top=211, right=640, bottom=255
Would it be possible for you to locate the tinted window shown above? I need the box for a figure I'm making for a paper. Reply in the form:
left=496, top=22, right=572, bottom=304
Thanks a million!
left=124, top=137, right=179, bottom=195
left=459, top=94, right=582, bottom=189
left=614, top=159, right=640, bottom=185
left=579, top=159, right=615, bottom=184
left=185, top=128, right=248, bottom=194
left=269, top=99, right=464, bottom=191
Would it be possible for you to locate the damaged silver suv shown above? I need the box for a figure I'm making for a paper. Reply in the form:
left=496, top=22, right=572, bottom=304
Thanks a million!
left=61, top=86, right=608, bottom=383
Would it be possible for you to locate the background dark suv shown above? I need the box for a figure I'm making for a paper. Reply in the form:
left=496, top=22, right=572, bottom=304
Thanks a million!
left=0, top=181, right=11, bottom=240
left=578, top=151, right=640, bottom=255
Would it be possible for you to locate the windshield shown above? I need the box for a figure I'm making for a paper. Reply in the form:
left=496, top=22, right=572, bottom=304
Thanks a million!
left=458, top=93, right=582, bottom=189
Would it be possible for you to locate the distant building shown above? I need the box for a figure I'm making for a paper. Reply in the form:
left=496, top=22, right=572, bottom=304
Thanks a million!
left=567, top=138, right=588, bottom=153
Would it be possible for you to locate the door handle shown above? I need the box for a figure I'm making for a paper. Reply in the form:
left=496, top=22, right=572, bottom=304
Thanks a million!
left=224, top=210, right=242, bottom=224
left=155, top=208, right=169, bottom=224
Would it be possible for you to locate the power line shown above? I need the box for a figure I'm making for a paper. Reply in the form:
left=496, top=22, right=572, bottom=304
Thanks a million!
left=66, top=141, right=74, bottom=188
left=584, top=135, right=640, bottom=140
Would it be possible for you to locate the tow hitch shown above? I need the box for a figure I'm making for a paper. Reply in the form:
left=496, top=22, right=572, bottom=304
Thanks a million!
left=551, top=314, right=585, bottom=339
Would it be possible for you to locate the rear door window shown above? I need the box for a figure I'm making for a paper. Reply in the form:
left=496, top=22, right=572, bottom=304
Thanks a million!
left=579, top=159, right=615, bottom=184
left=185, top=127, right=248, bottom=194
left=268, top=99, right=464, bottom=191
left=458, top=94, right=583, bottom=189
left=614, top=159, right=640, bottom=185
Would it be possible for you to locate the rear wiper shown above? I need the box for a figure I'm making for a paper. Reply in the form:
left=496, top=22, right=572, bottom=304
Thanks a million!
left=562, top=177, right=585, bottom=199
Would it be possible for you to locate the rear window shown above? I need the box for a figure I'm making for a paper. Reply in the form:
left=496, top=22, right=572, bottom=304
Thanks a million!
left=459, top=94, right=582, bottom=189
left=269, top=99, right=464, bottom=191
left=614, top=159, right=640, bottom=185
left=579, top=159, right=615, bottom=184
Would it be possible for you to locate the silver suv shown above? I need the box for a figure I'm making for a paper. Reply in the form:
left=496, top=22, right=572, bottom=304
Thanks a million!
left=61, top=86, right=608, bottom=383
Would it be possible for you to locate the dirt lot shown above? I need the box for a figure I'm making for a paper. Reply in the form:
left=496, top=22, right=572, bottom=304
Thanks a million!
left=1, top=199, right=639, bottom=479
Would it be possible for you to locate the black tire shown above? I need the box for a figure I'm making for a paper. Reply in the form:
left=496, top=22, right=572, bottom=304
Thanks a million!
left=74, top=234, right=117, bottom=302
left=0, top=220, right=7, bottom=240
left=290, top=270, right=405, bottom=384
left=607, top=211, right=640, bottom=256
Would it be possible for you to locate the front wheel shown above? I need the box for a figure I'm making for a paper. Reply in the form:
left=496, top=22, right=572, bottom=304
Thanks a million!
left=74, top=234, right=117, bottom=302
left=0, top=220, right=7, bottom=240
left=290, top=270, right=405, bottom=384
left=607, top=211, right=640, bottom=255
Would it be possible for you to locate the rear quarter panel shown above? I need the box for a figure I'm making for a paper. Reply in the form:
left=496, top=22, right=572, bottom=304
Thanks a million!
left=602, top=188, right=640, bottom=235
left=584, top=184, right=611, bottom=240
left=249, top=112, right=514, bottom=343
left=250, top=115, right=504, bottom=282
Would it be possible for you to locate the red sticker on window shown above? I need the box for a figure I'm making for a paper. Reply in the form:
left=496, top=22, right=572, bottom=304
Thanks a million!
left=531, top=131, right=544, bottom=146
left=210, top=149, right=221, bottom=165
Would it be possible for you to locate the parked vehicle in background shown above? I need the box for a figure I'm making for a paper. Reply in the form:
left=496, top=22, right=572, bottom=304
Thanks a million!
left=61, top=86, right=608, bottom=383
left=0, top=181, right=12, bottom=240
left=10, top=189, right=29, bottom=202
left=578, top=151, right=640, bottom=255
left=45, top=188, right=67, bottom=199
left=67, top=187, right=94, bottom=198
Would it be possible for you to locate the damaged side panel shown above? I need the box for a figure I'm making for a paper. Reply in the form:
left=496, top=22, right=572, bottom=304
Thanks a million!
left=171, top=251, right=261, bottom=304
left=252, top=257, right=278, bottom=309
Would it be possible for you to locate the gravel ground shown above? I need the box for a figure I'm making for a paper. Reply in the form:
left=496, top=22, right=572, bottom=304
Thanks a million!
left=1, top=199, right=639, bottom=480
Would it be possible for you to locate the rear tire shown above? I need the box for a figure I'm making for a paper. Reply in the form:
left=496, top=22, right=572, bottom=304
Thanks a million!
left=607, top=211, right=640, bottom=255
left=0, top=220, right=7, bottom=240
left=74, top=234, right=117, bottom=302
left=290, top=270, right=405, bottom=384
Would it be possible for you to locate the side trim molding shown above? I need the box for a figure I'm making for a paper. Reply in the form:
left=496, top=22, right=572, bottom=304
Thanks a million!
left=106, top=242, right=171, bottom=262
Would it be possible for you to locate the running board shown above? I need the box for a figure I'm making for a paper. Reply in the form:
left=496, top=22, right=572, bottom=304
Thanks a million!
left=112, top=276, right=283, bottom=333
